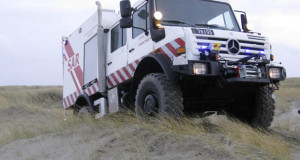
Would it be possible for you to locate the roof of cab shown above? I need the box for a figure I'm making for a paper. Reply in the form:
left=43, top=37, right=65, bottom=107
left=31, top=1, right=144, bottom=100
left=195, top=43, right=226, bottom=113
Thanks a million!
left=131, top=0, right=231, bottom=8
left=211, top=0, right=230, bottom=4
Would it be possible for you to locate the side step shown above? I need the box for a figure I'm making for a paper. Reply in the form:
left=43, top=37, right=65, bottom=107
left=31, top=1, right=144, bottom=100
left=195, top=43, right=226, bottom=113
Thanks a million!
left=95, top=87, right=120, bottom=119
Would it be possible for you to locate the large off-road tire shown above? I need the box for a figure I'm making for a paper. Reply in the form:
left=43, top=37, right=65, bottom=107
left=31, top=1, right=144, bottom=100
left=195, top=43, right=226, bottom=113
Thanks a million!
left=227, top=85, right=275, bottom=129
left=135, top=73, right=184, bottom=119
left=251, top=85, right=275, bottom=128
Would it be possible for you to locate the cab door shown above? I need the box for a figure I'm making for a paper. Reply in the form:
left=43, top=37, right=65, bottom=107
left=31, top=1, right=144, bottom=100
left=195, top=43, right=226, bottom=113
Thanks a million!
left=106, top=23, right=128, bottom=88
left=127, top=2, right=153, bottom=70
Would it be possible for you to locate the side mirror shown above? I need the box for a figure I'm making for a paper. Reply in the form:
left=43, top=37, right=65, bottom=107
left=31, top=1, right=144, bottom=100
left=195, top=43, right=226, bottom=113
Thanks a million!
left=120, top=0, right=132, bottom=18
left=120, top=17, right=133, bottom=28
left=235, top=10, right=253, bottom=32
left=149, top=0, right=165, bottom=42
left=241, top=14, right=254, bottom=32
left=241, top=14, right=248, bottom=32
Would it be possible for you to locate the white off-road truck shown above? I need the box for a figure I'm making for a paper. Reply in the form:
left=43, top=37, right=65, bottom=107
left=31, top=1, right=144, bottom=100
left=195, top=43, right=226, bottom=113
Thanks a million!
left=62, top=0, right=286, bottom=128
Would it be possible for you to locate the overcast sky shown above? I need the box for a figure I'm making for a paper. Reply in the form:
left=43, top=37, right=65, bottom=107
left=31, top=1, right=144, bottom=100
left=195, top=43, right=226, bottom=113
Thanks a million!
left=0, top=0, right=299, bottom=86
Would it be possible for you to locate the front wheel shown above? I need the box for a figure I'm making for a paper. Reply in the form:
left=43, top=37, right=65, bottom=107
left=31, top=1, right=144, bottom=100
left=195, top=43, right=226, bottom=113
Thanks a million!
left=251, top=85, right=275, bottom=128
left=227, top=85, right=275, bottom=129
left=135, top=73, right=184, bottom=119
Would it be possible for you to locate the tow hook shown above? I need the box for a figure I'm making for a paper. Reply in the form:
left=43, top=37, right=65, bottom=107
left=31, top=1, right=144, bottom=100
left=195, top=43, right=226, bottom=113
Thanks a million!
left=269, top=85, right=276, bottom=100
left=269, top=86, right=275, bottom=93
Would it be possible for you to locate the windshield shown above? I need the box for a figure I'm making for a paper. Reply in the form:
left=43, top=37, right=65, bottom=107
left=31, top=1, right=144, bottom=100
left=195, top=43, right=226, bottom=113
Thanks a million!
left=155, top=0, right=240, bottom=31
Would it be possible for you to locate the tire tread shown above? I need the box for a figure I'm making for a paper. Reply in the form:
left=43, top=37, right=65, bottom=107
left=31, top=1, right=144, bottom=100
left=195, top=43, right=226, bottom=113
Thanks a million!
left=135, top=73, right=184, bottom=118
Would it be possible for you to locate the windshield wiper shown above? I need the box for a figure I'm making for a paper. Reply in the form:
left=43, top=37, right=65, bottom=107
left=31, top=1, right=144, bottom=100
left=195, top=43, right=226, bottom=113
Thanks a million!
left=161, top=20, right=195, bottom=27
left=160, top=21, right=230, bottom=30
left=195, top=24, right=229, bottom=30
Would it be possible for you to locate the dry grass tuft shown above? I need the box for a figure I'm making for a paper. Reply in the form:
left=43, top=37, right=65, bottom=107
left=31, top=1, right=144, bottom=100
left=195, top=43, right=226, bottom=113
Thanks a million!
left=78, top=112, right=291, bottom=159
left=213, top=116, right=290, bottom=159
left=0, top=86, right=76, bottom=145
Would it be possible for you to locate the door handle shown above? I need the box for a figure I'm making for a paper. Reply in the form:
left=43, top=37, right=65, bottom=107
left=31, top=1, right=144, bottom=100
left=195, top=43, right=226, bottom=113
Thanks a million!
left=129, top=48, right=135, bottom=53
left=107, top=62, right=112, bottom=66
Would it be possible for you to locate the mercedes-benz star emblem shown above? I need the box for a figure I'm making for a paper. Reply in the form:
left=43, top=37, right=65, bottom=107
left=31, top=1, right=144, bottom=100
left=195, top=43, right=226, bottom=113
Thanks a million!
left=227, top=39, right=240, bottom=54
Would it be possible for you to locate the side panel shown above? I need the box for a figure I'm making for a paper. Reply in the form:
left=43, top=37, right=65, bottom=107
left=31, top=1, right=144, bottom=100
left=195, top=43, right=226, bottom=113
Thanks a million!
left=63, top=11, right=118, bottom=109
left=84, top=35, right=98, bottom=85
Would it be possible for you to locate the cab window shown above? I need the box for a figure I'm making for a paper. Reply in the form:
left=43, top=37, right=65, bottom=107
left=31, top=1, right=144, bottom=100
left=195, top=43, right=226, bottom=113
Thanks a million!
left=111, top=24, right=127, bottom=53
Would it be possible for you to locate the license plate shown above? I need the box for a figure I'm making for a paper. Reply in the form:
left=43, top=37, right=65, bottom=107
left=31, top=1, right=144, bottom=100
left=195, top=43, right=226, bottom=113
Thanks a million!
left=192, top=28, right=215, bottom=35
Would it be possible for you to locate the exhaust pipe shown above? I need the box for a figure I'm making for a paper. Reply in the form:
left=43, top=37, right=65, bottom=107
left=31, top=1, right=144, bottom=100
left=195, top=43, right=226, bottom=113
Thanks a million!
left=96, top=1, right=107, bottom=94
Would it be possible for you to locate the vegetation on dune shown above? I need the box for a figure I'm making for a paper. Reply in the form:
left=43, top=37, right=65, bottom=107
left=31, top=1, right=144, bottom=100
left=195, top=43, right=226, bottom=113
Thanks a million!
left=275, top=78, right=300, bottom=111
left=0, top=79, right=299, bottom=159
left=0, top=86, right=69, bottom=145
left=272, top=78, right=300, bottom=133
left=88, top=112, right=291, bottom=159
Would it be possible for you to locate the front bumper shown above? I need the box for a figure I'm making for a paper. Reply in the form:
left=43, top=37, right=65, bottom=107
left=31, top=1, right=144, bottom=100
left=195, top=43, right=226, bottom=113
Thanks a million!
left=173, top=60, right=286, bottom=83
left=226, top=78, right=270, bottom=84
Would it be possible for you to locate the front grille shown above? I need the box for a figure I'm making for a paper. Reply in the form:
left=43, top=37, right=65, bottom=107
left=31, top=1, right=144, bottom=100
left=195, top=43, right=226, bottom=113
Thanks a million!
left=247, top=35, right=266, bottom=41
left=196, top=36, right=228, bottom=41
left=239, top=40, right=264, bottom=46
left=195, top=36, right=266, bottom=60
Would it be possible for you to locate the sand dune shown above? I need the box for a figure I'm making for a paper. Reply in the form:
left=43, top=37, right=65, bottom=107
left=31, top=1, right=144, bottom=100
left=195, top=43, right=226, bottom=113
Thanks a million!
left=0, top=80, right=299, bottom=160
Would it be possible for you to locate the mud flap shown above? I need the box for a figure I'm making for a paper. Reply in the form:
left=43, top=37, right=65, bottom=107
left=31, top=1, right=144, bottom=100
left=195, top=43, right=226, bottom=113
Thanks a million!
left=95, top=98, right=108, bottom=119
left=108, top=87, right=120, bottom=114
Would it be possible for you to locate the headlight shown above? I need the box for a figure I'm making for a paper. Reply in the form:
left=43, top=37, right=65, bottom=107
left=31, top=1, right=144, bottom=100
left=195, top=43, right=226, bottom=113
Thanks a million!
left=246, top=23, right=254, bottom=31
left=269, top=68, right=281, bottom=79
left=193, top=63, right=207, bottom=75
left=154, top=11, right=163, bottom=20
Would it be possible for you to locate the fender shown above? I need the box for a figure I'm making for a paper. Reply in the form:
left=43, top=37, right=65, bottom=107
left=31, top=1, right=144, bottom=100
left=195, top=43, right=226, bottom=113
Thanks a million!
left=145, top=54, right=179, bottom=81
left=75, top=93, right=94, bottom=108
left=130, top=53, right=179, bottom=101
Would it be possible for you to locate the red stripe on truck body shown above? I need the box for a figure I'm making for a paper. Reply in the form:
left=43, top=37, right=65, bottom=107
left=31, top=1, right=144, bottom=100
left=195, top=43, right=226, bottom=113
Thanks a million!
left=175, top=38, right=185, bottom=47
left=65, top=41, right=75, bottom=58
left=74, top=66, right=83, bottom=87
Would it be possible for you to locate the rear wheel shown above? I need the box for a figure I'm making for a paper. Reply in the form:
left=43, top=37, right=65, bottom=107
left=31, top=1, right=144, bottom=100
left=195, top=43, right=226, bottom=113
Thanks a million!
left=73, top=104, right=95, bottom=118
left=135, top=73, right=184, bottom=119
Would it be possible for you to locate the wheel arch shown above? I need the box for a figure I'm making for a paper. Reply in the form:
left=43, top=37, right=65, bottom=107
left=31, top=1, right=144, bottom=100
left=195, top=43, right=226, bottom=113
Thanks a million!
left=130, top=54, right=179, bottom=102
left=74, top=93, right=94, bottom=108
